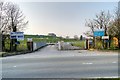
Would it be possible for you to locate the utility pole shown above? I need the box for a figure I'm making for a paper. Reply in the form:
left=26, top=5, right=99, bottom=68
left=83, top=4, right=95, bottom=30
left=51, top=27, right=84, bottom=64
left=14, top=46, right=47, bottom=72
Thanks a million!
left=0, top=31, right=2, bottom=52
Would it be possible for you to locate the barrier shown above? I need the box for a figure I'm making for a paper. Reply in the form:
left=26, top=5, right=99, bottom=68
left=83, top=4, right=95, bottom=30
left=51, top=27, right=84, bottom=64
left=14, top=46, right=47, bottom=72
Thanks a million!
left=56, top=41, right=80, bottom=50
left=33, top=42, right=48, bottom=51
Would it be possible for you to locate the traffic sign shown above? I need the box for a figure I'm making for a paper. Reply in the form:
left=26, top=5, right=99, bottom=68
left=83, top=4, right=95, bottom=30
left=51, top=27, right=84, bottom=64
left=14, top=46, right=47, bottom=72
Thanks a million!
left=10, top=32, right=24, bottom=40
left=102, top=36, right=109, bottom=39
left=94, top=30, right=104, bottom=37
left=86, top=37, right=93, bottom=39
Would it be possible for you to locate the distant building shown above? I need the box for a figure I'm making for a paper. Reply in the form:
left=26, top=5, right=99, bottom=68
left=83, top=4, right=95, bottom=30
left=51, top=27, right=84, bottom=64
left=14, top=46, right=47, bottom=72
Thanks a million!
left=48, top=33, right=56, bottom=37
left=66, top=36, right=69, bottom=39
left=74, top=35, right=79, bottom=40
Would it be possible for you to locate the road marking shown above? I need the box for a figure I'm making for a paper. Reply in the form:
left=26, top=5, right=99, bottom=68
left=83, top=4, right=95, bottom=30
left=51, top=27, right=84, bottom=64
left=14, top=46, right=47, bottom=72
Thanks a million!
left=13, top=66, right=17, bottom=67
left=112, top=62, right=117, bottom=64
left=90, top=76, right=118, bottom=78
left=83, top=62, right=93, bottom=65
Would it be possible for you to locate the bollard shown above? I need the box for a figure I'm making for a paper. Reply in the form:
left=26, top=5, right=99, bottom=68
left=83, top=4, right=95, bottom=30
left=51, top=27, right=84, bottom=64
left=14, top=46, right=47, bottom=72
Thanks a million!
left=58, top=41, right=61, bottom=50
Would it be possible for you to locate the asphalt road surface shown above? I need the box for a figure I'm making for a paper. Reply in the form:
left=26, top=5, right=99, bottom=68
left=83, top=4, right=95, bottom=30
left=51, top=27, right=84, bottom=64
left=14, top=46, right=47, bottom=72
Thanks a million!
left=1, top=45, right=119, bottom=78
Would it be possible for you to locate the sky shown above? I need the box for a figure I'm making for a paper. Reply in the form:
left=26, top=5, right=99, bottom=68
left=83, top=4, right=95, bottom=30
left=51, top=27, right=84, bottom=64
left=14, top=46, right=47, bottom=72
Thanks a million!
left=8, top=0, right=118, bottom=38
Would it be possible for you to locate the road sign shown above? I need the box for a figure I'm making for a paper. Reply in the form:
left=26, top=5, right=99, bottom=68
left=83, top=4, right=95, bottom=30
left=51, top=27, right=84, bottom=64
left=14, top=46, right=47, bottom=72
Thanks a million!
left=93, top=29, right=105, bottom=37
left=102, top=36, right=109, bottom=39
left=86, top=37, right=93, bottom=39
left=10, top=32, right=24, bottom=40
left=94, top=31, right=104, bottom=37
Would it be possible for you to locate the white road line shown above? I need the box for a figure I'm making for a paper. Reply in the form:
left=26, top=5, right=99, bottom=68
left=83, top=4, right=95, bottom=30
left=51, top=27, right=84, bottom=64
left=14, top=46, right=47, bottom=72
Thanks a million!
left=82, top=62, right=93, bottom=64
left=13, top=66, right=17, bottom=67
left=112, top=62, right=117, bottom=63
left=90, top=76, right=118, bottom=78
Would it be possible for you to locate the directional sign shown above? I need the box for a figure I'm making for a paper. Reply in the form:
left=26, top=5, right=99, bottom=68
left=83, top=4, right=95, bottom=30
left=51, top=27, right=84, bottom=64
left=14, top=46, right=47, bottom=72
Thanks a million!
left=102, top=36, right=109, bottom=39
left=86, top=37, right=93, bottom=39
left=10, top=32, right=24, bottom=40
left=94, top=30, right=104, bottom=37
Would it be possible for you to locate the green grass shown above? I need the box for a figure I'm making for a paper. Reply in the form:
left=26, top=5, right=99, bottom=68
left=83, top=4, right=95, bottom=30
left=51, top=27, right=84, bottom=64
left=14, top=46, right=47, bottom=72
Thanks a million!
left=3, top=34, right=120, bottom=52
left=0, top=52, right=7, bottom=57
left=4, top=37, right=62, bottom=51
left=72, top=41, right=85, bottom=48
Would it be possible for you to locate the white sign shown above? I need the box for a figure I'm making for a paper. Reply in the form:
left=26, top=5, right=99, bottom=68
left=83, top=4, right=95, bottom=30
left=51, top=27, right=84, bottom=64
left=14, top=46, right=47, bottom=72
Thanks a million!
left=94, top=29, right=104, bottom=31
left=86, top=37, right=93, bottom=39
left=102, top=36, right=109, bottom=39
left=27, top=38, right=33, bottom=42
left=10, top=32, right=24, bottom=40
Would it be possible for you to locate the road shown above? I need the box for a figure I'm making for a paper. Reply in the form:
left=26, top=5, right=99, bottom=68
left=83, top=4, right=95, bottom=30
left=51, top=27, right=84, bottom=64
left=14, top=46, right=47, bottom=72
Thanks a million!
left=1, top=45, right=118, bottom=78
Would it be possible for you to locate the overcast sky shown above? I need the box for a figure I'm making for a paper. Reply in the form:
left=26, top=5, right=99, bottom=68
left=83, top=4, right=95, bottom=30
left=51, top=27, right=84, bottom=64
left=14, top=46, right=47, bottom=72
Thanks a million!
left=8, top=0, right=118, bottom=38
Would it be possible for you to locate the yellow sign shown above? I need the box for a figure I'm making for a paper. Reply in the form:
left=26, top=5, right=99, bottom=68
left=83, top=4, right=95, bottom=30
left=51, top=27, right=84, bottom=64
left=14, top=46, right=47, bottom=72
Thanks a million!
left=113, top=37, right=118, bottom=47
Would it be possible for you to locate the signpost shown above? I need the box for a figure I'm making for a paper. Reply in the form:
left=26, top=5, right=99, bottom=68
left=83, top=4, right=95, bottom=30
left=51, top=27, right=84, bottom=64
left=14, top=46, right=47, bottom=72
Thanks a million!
left=102, top=36, right=109, bottom=39
left=10, top=32, right=24, bottom=41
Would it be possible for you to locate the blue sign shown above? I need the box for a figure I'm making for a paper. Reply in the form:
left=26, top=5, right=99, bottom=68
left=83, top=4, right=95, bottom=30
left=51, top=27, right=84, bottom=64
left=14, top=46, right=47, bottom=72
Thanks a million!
left=105, top=40, right=110, bottom=43
left=10, top=32, right=24, bottom=40
left=94, top=31, right=104, bottom=37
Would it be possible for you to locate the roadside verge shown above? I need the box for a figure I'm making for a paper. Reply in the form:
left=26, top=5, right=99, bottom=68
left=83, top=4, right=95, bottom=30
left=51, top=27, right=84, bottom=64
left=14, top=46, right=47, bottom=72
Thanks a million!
left=0, top=42, right=48, bottom=57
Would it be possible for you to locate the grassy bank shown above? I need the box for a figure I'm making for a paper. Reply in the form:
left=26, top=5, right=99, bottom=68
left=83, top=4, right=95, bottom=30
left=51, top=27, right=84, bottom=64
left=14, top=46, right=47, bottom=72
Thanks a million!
left=72, top=41, right=85, bottom=49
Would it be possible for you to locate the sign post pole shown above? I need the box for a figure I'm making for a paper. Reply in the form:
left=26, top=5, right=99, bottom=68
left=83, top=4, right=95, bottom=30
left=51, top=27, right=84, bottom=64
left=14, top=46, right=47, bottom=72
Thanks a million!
left=0, top=32, right=2, bottom=52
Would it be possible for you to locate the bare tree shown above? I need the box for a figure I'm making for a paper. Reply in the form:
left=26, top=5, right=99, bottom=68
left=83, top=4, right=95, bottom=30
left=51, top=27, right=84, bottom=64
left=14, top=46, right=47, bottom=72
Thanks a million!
left=94, top=11, right=111, bottom=35
left=0, top=1, right=10, bottom=33
left=85, top=19, right=98, bottom=36
left=0, top=1, right=28, bottom=51
left=0, top=1, right=10, bottom=51
left=6, top=2, right=28, bottom=33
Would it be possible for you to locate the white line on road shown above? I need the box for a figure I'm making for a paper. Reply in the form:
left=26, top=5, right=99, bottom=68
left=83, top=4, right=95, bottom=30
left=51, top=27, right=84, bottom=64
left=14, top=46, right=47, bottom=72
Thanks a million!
left=90, top=76, right=118, bottom=78
left=82, top=62, right=93, bottom=65
left=13, top=66, right=17, bottom=67
left=112, top=62, right=117, bottom=64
